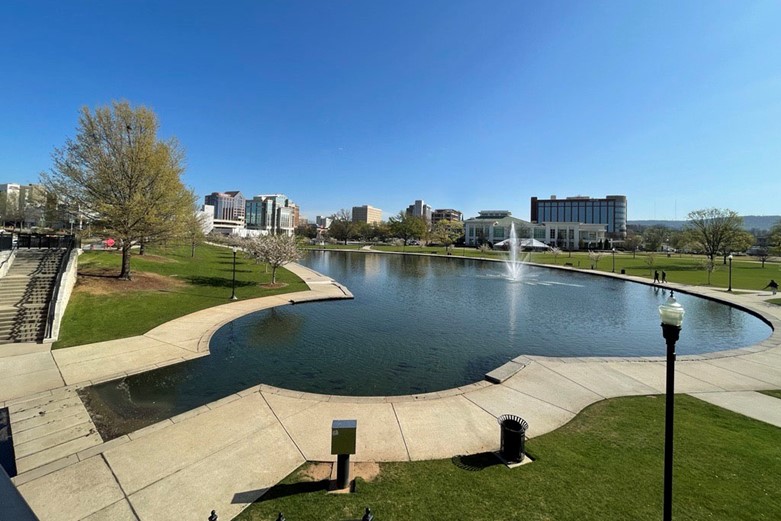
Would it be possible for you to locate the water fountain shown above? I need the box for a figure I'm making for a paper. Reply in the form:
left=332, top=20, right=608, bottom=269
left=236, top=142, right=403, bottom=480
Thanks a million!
left=504, top=223, right=524, bottom=281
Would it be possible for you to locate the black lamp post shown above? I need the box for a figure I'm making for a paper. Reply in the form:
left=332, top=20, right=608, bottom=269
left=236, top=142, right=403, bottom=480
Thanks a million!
left=659, top=291, right=685, bottom=521
left=612, top=247, right=616, bottom=273
left=727, top=253, right=733, bottom=292
left=230, top=246, right=238, bottom=301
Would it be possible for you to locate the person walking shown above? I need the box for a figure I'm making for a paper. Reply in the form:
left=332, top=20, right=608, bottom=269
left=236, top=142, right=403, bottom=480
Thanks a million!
left=654, top=270, right=660, bottom=284
left=662, top=270, right=667, bottom=283
left=764, top=279, right=778, bottom=295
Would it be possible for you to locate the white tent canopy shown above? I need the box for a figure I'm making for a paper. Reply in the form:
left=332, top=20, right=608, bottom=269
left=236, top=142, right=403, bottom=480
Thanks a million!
left=494, top=238, right=551, bottom=251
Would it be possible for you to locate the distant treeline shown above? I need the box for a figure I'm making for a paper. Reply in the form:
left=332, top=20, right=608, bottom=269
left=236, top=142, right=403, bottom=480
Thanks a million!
left=629, top=215, right=781, bottom=232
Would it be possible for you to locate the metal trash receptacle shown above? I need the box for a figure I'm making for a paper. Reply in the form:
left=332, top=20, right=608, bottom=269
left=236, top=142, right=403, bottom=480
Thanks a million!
left=497, top=414, right=528, bottom=463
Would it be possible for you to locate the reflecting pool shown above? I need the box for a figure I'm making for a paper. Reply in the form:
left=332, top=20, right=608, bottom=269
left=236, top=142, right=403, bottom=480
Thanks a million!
left=80, top=252, right=772, bottom=438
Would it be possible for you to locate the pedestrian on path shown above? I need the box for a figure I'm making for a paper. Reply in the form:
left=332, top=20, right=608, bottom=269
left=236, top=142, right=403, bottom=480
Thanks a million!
left=662, top=270, right=667, bottom=283
left=764, top=279, right=778, bottom=295
left=654, top=270, right=660, bottom=284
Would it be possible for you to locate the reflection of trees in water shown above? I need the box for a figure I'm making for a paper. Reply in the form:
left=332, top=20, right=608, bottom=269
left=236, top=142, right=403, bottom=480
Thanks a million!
left=247, top=307, right=305, bottom=346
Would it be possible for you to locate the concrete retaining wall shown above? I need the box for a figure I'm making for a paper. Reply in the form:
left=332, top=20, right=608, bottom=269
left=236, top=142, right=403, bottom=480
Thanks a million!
left=0, top=250, right=16, bottom=278
left=45, top=249, right=80, bottom=343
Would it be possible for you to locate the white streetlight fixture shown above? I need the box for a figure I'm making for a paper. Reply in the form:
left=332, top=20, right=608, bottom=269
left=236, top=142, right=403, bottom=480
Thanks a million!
left=658, top=290, right=685, bottom=521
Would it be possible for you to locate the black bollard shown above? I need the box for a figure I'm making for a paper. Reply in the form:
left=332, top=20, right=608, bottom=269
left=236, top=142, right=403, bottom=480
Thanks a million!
left=276, top=513, right=286, bottom=521
left=208, top=510, right=218, bottom=521
left=336, top=453, right=351, bottom=489
left=362, top=507, right=374, bottom=521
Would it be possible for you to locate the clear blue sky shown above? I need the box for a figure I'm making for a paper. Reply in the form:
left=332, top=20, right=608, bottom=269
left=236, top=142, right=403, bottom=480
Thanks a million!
left=2, top=1, right=780, bottom=222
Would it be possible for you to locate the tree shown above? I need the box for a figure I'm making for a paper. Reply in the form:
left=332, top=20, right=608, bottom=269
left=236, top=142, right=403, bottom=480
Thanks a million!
left=295, top=223, right=317, bottom=239
left=686, top=208, right=743, bottom=262
left=431, top=219, right=464, bottom=252
left=388, top=211, right=427, bottom=245
left=246, top=234, right=301, bottom=284
left=623, top=232, right=643, bottom=258
left=43, top=101, right=193, bottom=280
left=328, top=209, right=354, bottom=245
left=588, top=250, right=604, bottom=269
left=184, top=203, right=208, bottom=257
left=642, top=226, right=669, bottom=253
left=724, top=230, right=754, bottom=259
left=770, top=221, right=781, bottom=255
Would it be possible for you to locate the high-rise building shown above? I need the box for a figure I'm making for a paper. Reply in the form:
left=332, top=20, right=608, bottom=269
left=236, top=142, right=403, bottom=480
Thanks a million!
left=530, top=195, right=627, bottom=239
left=352, top=205, right=383, bottom=225
left=406, top=200, right=432, bottom=223
left=204, top=191, right=245, bottom=222
left=245, top=194, right=296, bottom=236
left=316, top=215, right=333, bottom=229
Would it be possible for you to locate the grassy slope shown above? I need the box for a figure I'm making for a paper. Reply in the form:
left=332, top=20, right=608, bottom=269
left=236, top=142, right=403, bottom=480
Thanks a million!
left=54, top=243, right=307, bottom=348
left=237, top=395, right=781, bottom=521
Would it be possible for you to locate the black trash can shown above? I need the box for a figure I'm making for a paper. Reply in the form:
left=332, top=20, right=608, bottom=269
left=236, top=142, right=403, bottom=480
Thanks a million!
left=620, top=269, right=626, bottom=274
left=497, top=414, right=528, bottom=463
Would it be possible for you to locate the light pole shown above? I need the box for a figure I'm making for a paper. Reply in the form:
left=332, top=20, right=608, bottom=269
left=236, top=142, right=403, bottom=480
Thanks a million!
left=612, top=247, right=616, bottom=273
left=659, top=291, right=685, bottom=521
left=230, top=247, right=238, bottom=301
left=727, top=253, right=733, bottom=292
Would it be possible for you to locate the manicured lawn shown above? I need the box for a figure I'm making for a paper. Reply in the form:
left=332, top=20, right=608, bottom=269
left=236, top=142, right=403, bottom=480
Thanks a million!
left=761, top=390, right=781, bottom=400
left=307, top=245, right=781, bottom=292
left=236, top=395, right=781, bottom=521
left=54, top=243, right=307, bottom=348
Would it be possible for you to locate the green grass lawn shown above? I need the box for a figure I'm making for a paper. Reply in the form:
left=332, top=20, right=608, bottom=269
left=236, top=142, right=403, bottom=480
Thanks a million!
left=307, top=245, right=781, bottom=292
left=54, top=243, right=308, bottom=348
left=236, top=394, right=781, bottom=521
left=761, top=390, right=781, bottom=400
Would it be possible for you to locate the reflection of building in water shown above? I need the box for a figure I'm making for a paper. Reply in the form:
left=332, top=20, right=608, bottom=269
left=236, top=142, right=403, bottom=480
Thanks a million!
left=361, top=252, right=381, bottom=279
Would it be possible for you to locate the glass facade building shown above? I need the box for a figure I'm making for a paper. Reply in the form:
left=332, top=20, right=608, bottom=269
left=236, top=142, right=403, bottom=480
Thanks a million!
left=530, top=195, right=627, bottom=238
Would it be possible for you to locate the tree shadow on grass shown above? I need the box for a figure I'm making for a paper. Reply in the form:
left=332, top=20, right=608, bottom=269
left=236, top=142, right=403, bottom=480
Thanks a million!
left=185, top=276, right=258, bottom=288
left=451, top=452, right=502, bottom=471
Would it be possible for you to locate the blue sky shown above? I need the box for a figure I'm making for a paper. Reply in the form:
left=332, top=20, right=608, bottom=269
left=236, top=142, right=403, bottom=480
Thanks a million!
left=2, top=1, right=780, bottom=222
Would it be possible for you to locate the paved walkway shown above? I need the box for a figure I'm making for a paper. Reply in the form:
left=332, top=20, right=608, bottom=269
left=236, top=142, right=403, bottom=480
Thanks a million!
left=1, top=259, right=780, bottom=520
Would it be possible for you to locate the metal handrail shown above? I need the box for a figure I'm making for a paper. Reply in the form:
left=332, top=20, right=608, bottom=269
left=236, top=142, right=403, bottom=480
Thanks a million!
left=44, top=236, right=76, bottom=339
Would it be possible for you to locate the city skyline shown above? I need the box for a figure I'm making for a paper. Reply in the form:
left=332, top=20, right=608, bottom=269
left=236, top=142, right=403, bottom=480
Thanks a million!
left=2, top=1, right=780, bottom=222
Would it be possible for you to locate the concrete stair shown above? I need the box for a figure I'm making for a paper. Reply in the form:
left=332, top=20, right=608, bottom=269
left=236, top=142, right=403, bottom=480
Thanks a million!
left=0, top=250, right=65, bottom=344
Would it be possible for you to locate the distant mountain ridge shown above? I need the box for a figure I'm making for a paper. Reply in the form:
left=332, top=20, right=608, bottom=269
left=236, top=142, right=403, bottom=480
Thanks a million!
left=628, top=215, right=780, bottom=231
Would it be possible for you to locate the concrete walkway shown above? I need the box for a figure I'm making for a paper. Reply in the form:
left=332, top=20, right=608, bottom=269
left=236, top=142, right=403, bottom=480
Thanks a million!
left=1, top=259, right=780, bottom=520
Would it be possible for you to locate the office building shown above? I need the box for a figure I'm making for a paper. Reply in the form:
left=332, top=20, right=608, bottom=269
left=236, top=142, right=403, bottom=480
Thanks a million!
left=204, top=191, right=245, bottom=234
left=431, top=209, right=463, bottom=225
left=352, top=205, right=383, bottom=225
left=530, top=195, right=627, bottom=239
left=406, top=200, right=432, bottom=224
left=245, top=194, right=296, bottom=236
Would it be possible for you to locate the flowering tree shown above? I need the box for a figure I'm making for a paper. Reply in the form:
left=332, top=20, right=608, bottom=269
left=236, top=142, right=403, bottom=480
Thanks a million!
left=245, top=234, right=301, bottom=284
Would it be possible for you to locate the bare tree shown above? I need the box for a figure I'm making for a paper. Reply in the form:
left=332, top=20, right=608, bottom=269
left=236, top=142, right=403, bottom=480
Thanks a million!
left=686, top=208, right=743, bottom=262
left=550, top=247, right=562, bottom=264
left=589, top=250, right=604, bottom=269
left=246, top=234, right=301, bottom=284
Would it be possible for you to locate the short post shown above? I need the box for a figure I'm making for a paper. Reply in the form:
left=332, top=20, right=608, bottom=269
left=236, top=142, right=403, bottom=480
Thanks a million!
left=727, top=253, right=733, bottom=292
left=362, top=507, right=374, bottom=521
left=276, top=513, right=285, bottom=521
left=331, top=419, right=357, bottom=490
left=230, top=246, right=238, bottom=300
left=208, top=510, right=218, bottom=521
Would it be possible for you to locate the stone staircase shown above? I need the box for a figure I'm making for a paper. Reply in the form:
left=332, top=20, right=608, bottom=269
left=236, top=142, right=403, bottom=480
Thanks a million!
left=0, top=250, right=65, bottom=344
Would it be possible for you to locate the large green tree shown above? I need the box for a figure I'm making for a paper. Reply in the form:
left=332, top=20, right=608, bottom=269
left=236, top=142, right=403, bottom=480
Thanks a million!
left=43, top=101, right=193, bottom=279
left=431, top=219, right=464, bottom=252
left=327, top=209, right=354, bottom=245
left=388, top=211, right=427, bottom=245
left=769, top=220, right=781, bottom=255
left=685, top=208, right=743, bottom=262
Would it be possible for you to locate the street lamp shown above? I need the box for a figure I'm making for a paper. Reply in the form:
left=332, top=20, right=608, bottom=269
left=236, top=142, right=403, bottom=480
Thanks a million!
left=612, top=247, right=616, bottom=273
left=727, top=253, right=733, bottom=292
left=230, top=247, right=238, bottom=300
left=659, top=291, right=685, bottom=521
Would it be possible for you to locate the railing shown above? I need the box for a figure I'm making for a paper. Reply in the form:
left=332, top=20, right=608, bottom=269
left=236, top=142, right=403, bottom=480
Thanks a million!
left=44, top=236, right=77, bottom=340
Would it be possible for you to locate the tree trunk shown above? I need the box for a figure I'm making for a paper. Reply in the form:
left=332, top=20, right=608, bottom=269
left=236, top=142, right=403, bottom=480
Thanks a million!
left=191, top=240, right=195, bottom=257
left=140, top=239, right=146, bottom=256
left=271, top=265, right=278, bottom=284
left=119, top=244, right=132, bottom=280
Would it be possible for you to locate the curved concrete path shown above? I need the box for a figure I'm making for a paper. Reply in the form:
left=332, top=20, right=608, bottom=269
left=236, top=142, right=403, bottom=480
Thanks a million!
left=1, top=258, right=781, bottom=521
